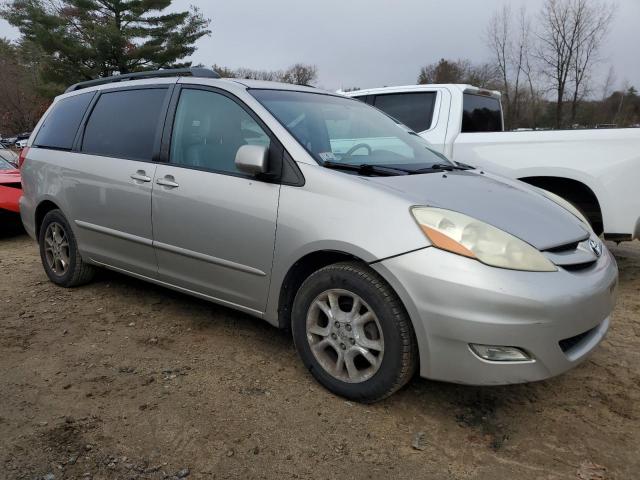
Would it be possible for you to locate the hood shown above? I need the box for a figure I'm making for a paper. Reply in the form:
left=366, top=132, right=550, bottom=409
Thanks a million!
left=0, top=170, right=21, bottom=185
left=368, top=170, right=589, bottom=250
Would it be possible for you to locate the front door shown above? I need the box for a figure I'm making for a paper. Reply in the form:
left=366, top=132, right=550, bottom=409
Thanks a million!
left=151, top=87, right=280, bottom=314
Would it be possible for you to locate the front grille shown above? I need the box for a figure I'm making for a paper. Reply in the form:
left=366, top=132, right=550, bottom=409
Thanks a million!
left=561, top=261, right=596, bottom=272
left=0, top=182, right=21, bottom=189
left=543, top=237, right=599, bottom=271
left=559, top=325, right=599, bottom=353
left=545, top=241, right=580, bottom=253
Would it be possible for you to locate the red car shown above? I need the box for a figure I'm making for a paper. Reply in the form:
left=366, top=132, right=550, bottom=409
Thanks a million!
left=0, top=156, right=21, bottom=213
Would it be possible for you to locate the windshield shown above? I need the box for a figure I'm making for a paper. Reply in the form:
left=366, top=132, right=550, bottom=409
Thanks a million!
left=250, top=89, right=452, bottom=171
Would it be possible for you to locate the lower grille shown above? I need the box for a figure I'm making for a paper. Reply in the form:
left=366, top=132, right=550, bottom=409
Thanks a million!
left=559, top=325, right=599, bottom=353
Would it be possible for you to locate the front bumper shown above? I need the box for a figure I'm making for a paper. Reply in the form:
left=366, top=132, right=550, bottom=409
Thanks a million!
left=372, top=245, right=618, bottom=385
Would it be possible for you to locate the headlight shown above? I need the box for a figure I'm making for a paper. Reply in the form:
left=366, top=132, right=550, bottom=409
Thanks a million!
left=538, top=189, right=591, bottom=229
left=411, top=207, right=557, bottom=272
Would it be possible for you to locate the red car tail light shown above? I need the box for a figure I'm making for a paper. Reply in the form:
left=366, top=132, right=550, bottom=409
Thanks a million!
left=18, top=146, right=29, bottom=169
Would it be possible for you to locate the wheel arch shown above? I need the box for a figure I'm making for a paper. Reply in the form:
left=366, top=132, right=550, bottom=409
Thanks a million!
left=34, top=199, right=62, bottom=238
left=518, top=176, right=604, bottom=235
left=277, top=250, right=363, bottom=330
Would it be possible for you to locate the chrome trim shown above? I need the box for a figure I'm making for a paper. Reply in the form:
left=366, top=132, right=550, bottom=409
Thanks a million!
left=153, top=241, right=266, bottom=277
left=75, top=220, right=153, bottom=246
left=75, top=220, right=266, bottom=276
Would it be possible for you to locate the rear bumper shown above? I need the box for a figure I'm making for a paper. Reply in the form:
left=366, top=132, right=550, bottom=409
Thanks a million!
left=19, top=194, right=36, bottom=239
left=372, top=245, right=618, bottom=385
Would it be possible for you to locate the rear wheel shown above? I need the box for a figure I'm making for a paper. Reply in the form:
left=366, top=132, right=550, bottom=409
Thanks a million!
left=39, top=209, right=95, bottom=287
left=292, top=262, right=417, bottom=403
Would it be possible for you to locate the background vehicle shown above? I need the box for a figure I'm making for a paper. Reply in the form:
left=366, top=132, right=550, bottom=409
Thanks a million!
left=344, top=85, right=640, bottom=242
left=0, top=157, right=21, bottom=213
left=1, top=137, right=17, bottom=148
left=0, top=144, right=19, bottom=167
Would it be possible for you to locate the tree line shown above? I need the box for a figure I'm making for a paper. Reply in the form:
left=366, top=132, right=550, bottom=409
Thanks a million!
left=0, top=0, right=637, bottom=135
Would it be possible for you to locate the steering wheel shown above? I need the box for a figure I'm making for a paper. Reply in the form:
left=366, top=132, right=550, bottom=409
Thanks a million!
left=343, top=143, right=372, bottom=158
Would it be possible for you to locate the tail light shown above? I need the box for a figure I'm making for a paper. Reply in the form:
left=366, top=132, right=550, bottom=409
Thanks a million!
left=18, top=146, right=29, bottom=169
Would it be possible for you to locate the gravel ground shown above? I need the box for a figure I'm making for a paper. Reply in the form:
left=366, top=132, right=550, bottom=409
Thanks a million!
left=1, top=214, right=639, bottom=480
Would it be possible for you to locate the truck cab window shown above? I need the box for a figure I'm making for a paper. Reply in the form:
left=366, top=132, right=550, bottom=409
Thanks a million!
left=462, top=94, right=503, bottom=133
left=373, top=92, right=436, bottom=133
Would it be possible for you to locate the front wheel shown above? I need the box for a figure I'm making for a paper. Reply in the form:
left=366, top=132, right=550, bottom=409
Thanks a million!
left=39, top=209, right=95, bottom=287
left=291, top=262, right=418, bottom=403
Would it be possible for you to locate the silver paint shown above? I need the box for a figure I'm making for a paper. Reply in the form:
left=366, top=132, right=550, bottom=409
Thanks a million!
left=19, top=76, right=619, bottom=386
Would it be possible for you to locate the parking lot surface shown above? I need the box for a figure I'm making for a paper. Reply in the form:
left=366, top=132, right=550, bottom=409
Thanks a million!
left=1, top=217, right=639, bottom=480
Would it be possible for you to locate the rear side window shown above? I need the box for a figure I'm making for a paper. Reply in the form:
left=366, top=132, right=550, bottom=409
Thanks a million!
left=373, top=92, right=436, bottom=132
left=33, top=93, right=93, bottom=150
left=82, top=88, right=167, bottom=161
left=462, top=94, right=503, bottom=133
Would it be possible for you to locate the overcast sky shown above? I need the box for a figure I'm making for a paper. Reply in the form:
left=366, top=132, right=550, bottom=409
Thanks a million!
left=1, top=0, right=637, bottom=92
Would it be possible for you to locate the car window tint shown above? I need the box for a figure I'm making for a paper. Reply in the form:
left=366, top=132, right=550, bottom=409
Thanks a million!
left=462, top=94, right=503, bottom=132
left=170, top=89, right=270, bottom=174
left=33, top=93, right=93, bottom=150
left=373, top=92, right=436, bottom=132
left=82, top=89, right=167, bottom=161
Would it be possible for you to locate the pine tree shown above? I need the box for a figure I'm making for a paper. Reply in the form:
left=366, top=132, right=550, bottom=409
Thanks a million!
left=1, top=0, right=211, bottom=88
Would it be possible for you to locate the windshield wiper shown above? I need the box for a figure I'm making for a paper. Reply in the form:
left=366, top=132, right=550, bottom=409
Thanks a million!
left=322, top=161, right=410, bottom=176
left=409, top=163, right=473, bottom=174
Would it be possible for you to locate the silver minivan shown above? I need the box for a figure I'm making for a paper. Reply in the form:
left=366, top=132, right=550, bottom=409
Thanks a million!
left=20, top=68, right=618, bottom=402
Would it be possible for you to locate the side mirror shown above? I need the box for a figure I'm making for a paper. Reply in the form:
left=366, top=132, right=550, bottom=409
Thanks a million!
left=235, top=145, right=269, bottom=175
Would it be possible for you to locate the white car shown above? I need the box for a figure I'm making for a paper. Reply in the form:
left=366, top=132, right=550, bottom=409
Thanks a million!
left=343, top=85, right=640, bottom=242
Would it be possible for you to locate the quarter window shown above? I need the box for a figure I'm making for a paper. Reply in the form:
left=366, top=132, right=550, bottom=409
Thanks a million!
left=169, top=89, right=270, bottom=174
left=34, top=93, right=93, bottom=150
left=82, top=88, right=167, bottom=161
left=373, top=92, right=436, bottom=132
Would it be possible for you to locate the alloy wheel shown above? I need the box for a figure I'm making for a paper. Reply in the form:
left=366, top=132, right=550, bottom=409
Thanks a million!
left=43, top=222, right=70, bottom=276
left=306, top=288, right=384, bottom=383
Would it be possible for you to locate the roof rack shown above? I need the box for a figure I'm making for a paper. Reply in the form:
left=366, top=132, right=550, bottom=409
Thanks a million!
left=64, top=67, right=220, bottom=93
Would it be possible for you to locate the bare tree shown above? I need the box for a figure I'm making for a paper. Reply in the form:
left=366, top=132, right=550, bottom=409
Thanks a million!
left=211, top=63, right=318, bottom=85
left=568, top=1, right=615, bottom=123
left=536, top=0, right=615, bottom=128
left=486, top=6, right=536, bottom=129
left=417, top=58, right=499, bottom=88
left=487, top=6, right=513, bottom=124
left=281, top=63, right=318, bottom=86
left=600, top=65, right=616, bottom=100
left=0, top=39, right=48, bottom=134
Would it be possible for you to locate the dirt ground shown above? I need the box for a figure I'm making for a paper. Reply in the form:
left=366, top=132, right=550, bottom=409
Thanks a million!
left=1, top=214, right=639, bottom=480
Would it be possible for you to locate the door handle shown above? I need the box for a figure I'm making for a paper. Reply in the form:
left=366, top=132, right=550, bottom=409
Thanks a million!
left=156, top=175, right=179, bottom=188
left=130, top=170, right=151, bottom=183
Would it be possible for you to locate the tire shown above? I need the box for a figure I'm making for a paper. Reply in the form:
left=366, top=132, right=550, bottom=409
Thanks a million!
left=291, top=262, right=418, bottom=403
left=38, top=209, right=95, bottom=287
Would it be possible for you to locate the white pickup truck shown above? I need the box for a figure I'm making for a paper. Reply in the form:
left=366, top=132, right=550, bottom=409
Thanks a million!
left=343, top=85, right=640, bottom=242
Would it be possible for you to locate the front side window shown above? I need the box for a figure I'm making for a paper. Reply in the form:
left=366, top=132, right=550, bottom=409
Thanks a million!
left=82, top=88, right=167, bottom=161
left=250, top=89, right=448, bottom=170
left=34, top=92, right=93, bottom=150
left=373, top=92, right=436, bottom=133
left=462, top=94, right=503, bottom=133
left=169, top=89, right=270, bottom=174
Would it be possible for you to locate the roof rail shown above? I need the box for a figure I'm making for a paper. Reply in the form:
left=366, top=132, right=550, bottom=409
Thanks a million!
left=64, top=67, right=220, bottom=93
